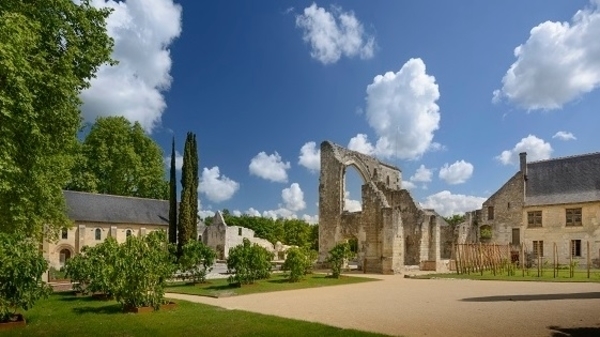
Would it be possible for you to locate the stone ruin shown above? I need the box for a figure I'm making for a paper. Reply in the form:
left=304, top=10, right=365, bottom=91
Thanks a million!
left=318, top=141, right=453, bottom=274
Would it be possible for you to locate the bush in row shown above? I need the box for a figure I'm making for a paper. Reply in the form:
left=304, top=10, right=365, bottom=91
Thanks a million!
left=178, top=240, right=216, bottom=284
left=227, top=238, right=273, bottom=286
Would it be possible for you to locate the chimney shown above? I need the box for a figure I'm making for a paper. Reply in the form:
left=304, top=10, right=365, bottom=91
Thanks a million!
left=519, top=152, right=527, bottom=180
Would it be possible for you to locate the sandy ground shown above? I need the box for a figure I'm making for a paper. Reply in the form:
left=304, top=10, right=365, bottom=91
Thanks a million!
left=166, top=274, right=600, bottom=337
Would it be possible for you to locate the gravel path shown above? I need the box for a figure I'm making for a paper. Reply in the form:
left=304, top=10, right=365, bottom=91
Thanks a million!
left=166, top=274, right=600, bottom=337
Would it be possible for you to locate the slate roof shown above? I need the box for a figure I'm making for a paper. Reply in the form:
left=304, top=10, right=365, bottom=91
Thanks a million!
left=525, top=152, right=600, bottom=206
left=63, top=190, right=169, bottom=225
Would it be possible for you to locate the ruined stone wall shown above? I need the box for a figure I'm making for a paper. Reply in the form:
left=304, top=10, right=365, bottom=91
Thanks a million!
left=394, top=189, right=424, bottom=265
left=481, top=172, right=524, bottom=244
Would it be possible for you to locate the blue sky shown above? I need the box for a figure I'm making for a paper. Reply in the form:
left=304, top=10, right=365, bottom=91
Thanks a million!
left=80, top=0, right=600, bottom=221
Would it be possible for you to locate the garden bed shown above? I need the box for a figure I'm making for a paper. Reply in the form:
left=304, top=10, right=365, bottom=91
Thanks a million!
left=0, top=314, right=26, bottom=331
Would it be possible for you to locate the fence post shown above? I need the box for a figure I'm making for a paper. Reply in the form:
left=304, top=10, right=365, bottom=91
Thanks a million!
left=587, top=241, right=590, bottom=279
left=553, top=242, right=556, bottom=278
left=521, top=243, right=525, bottom=277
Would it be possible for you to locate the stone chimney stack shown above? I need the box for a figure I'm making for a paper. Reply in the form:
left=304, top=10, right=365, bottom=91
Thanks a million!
left=519, top=152, right=527, bottom=180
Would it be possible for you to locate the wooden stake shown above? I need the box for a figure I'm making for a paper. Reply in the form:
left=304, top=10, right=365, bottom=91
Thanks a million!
left=553, top=242, right=556, bottom=278
left=587, top=241, right=591, bottom=279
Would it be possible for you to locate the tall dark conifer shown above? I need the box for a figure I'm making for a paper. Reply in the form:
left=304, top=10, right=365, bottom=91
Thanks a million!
left=178, top=132, right=198, bottom=251
left=168, top=137, right=177, bottom=244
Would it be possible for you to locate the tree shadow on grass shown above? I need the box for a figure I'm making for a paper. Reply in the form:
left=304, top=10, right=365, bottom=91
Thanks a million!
left=462, top=292, right=600, bottom=302
left=72, top=304, right=122, bottom=315
left=548, top=325, right=600, bottom=337
left=266, top=278, right=293, bottom=284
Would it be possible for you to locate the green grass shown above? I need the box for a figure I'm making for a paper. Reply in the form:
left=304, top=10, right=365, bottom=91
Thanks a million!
left=415, top=269, right=600, bottom=282
left=0, top=293, right=388, bottom=337
left=166, top=273, right=378, bottom=297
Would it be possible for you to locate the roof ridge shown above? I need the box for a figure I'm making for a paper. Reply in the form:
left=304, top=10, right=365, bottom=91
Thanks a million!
left=63, top=190, right=167, bottom=202
left=528, top=151, right=600, bottom=164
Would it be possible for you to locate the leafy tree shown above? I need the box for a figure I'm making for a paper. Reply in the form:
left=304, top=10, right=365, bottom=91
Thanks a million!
left=113, top=231, right=175, bottom=310
left=64, top=253, right=92, bottom=294
left=282, top=247, right=311, bottom=282
left=178, top=241, right=216, bottom=284
left=0, top=233, right=51, bottom=322
left=309, top=224, right=319, bottom=251
left=283, top=219, right=311, bottom=248
left=84, top=237, right=120, bottom=297
left=444, top=214, right=466, bottom=227
left=326, top=242, right=352, bottom=278
left=67, top=116, right=168, bottom=199
left=168, top=137, right=177, bottom=244
left=227, top=238, right=273, bottom=286
left=178, top=132, right=198, bottom=251
left=0, top=0, right=113, bottom=239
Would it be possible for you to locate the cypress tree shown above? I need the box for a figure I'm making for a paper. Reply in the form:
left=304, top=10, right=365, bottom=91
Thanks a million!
left=168, top=137, right=177, bottom=244
left=178, top=132, right=198, bottom=251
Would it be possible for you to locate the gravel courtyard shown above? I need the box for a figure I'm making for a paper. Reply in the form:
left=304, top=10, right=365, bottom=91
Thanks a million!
left=167, top=274, right=600, bottom=337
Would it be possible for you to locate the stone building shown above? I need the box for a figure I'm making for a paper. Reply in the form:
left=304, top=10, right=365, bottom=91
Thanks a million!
left=318, top=141, right=451, bottom=274
left=200, top=211, right=287, bottom=260
left=477, top=151, right=600, bottom=265
left=44, top=190, right=169, bottom=270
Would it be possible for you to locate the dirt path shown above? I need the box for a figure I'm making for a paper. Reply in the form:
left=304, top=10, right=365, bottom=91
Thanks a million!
left=166, top=274, right=600, bottom=337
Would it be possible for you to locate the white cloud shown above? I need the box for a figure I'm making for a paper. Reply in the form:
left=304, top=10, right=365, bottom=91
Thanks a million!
left=496, top=135, right=553, bottom=165
left=421, top=191, right=486, bottom=217
left=262, top=208, right=297, bottom=220
left=343, top=191, right=362, bottom=212
left=295, top=3, right=375, bottom=64
left=493, top=0, right=600, bottom=110
left=232, top=210, right=242, bottom=217
left=402, top=180, right=416, bottom=189
left=281, top=183, right=306, bottom=212
left=364, top=58, right=441, bottom=160
left=249, top=151, right=291, bottom=183
left=410, top=165, right=433, bottom=183
left=553, top=131, right=577, bottom=141
left=302, top=214, right=319, bottom=224
left=164, top=151, right=183, bottom=171
left=348, top=134, right=375, bottom=155
left=298, top=142, right=321, bottom=172
left=245, top=207, right=261, bottom=217
left=81, top=0, right=182, bottom=132
left=439, top=160, right=474, bottom=185
left=199, top=166, right=240, bottom=203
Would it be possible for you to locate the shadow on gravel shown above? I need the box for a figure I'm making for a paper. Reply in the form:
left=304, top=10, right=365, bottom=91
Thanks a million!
left=461, top=292, right=600, bottom=302
left=548, top=325, right=600, bottom=337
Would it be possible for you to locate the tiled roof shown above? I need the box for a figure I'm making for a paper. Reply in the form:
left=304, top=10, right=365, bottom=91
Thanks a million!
left=63, top=190, right=169, bottom=225
left=525, top=152, right=600, bottom=206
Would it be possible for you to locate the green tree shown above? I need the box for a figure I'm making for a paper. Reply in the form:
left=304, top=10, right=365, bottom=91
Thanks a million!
left=68, top=116, right=168, bottom=199
left=0, top=0, right=113, bottom=238
left=168, top=137, right=177, bottom=244
left=283, top=219, right=311, bottom=248
left=443, top=214, right=466, bottom=227
left=178, top=241, right=216, bottom=284
left=282, top=247, right=311, bottom=282
left=326, top=242, right=352, bottom=278
left=178, top=132, right=198, bottom=251
left=227, top=238, right=273, bottom=286
left=0, top=233, right=51, bottom=322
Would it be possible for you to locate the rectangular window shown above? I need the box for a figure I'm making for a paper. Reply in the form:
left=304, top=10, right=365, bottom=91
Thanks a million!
left=532, top=240, right=543, bottom=257
left=61, top=228, right=68, bottom=240
left=511, top=228, right=520, bottom=246
left=527, top=211, right=542, bottom=228
left=571, top=240, right=582, bottom=257
left=566, top=208, right=582, bottom=227
left=487, top=206, right=494, bottom=220
left=238, top=227, right=242, bottom=236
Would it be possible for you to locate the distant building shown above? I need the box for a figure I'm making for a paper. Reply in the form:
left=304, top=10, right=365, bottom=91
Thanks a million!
left=44, top=190, right=168, bottom=271
left=475, top=151, right=600, bottom=265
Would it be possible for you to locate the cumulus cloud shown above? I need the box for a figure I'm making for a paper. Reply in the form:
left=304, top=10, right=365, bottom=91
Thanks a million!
left=249, top=151, right=291, bottom=183
left=496, top=135, right=553, bottom=165
left=493, top=0, right=600, bottom=110
left=363, top=58, right=441, bottom=160
left=164, top=151, right=183, bottom=171
left=553, top=131, right=577, bottom=141
left=421, top=191, right=486, bottom=217
left=410, top=165, right=433, bottom=183
left=439, top=160, right=474, bottom=185
left=402, top=180, right=416, bottom=189
left=298, top=142, right=321, bottom=172
left=348, top=134, right=375, bottom=155
left=262, top=208, right=297, bottom=220
left=281, top=183, right=307, bottom=212
left=343, top=191, right=362, bottom=212
left=302, top=214, right=319, bottom=224
left=199, top=166, right=240, bottom=203
left=295, top=3, right=375, bottom=64
left=81, top=0, right=182, bottom=132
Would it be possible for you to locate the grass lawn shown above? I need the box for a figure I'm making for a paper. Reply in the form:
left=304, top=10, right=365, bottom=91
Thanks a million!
left=415, top=269, right=600, bottom=282
left=166, top=273, right=378, bottom=297
left=0, top=293, right=388, bottom=337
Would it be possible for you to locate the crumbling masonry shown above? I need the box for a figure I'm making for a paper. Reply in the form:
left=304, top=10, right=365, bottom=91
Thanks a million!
left=318, top=141, right=451, bottom=274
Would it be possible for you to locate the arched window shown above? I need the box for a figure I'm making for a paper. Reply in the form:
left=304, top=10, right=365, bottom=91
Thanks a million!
left=198, top=234, right=202, bottom=241
left=59, top=249, right=71, bottom=266
left=95, top=228, right=102, bottom=241
left=126, top=229, right=132, bottom=237
left=61, top=228, right=68, bottom=240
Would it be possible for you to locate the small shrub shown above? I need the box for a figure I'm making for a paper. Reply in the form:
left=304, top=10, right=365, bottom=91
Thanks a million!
left=64, top=253, right=92, bottom=294
left=85, top=237, right=120, bottom=297
left=179, top=241, right=216, bottom=284
left=326, top=242, right=352, bottom=278
left=304, top=249, right=318, bottom=275
left=227, top=238, right=273, bottom=286
left=282, top=248, right=308, bottom=282
left=0, top=233, right=51, bottom=322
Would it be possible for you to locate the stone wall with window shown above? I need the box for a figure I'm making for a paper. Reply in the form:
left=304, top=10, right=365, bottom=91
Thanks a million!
left=480, top=172, right=524, bottom=245
left=522, top=202, right=600, bottom=266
